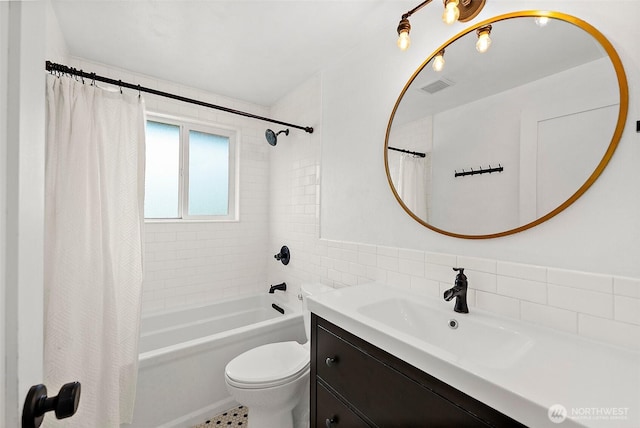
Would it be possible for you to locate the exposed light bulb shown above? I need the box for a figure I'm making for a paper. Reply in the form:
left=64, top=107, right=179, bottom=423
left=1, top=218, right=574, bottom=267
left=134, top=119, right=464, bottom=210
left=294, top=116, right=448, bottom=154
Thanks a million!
left=475, top=26, right=492, bottom=53
left=397, top=31, right=411, bottom=51
left=396, top=17, right=411, bottom=51
left=432, top=51, right=445, bottom=72
left=535, top=16, right=549, bottom=27
left=442, top=0, right=460, bottom=25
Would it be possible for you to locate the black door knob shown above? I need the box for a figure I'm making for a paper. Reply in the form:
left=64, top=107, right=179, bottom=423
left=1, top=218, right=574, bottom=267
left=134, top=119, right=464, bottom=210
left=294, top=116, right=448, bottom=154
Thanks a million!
left=22, top=381, right=81, bottom=428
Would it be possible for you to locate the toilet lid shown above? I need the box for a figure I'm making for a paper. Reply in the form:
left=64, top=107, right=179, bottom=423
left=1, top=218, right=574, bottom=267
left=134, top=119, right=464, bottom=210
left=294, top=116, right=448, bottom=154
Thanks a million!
left=225, top=341, right=309, bottom=388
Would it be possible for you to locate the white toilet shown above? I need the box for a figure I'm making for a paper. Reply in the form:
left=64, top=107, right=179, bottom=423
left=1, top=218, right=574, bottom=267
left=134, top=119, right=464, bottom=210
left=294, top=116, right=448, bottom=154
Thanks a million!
left=224, top=283, right=331, bottom=428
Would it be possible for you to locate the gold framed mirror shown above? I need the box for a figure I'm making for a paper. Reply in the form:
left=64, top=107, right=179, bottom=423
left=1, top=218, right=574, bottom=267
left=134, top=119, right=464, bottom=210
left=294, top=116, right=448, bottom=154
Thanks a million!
left=385, top=11, right=628, bottom=239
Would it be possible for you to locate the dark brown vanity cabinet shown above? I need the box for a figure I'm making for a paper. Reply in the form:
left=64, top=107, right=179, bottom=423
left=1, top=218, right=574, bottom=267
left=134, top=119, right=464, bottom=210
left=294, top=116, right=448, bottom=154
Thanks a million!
left=310, top=314, right=527, bottom=428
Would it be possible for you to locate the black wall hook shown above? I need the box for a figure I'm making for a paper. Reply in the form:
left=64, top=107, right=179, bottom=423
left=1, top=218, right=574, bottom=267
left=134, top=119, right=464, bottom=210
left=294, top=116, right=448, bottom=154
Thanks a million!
left=274, top=246, right=290, bottom=265
left=454, top=164, right=504, bottom=178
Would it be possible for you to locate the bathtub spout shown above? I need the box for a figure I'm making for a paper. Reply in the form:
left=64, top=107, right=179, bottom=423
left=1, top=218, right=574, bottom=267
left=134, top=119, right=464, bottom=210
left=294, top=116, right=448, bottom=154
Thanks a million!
left=269, top=282, right=287, bottom=293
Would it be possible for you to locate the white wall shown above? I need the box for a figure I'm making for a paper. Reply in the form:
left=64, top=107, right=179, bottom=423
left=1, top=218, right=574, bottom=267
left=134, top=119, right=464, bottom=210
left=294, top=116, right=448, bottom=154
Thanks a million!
left=264, top=75, right=640, bottom=353
left=429, top=57, right=617, bottom=235
left=321, top=0, right=640, bottom=278
left=46, top=0, right=275, bottom=313
left=387, top=116, right=433, bottom=221
left=45, top=0, right=68, bottom=63
left=260, top=1, right=640, bottom=351
left=66, top=57, right=273, bottom=313
left=267, top=74, right=323, bottom=304
left=40, top=0, right=639, bottom=355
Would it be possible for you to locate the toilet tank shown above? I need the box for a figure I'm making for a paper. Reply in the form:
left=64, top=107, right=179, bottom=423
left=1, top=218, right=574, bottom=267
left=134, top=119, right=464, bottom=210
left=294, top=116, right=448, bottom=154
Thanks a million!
left=300, top=283, right=332, bottom=341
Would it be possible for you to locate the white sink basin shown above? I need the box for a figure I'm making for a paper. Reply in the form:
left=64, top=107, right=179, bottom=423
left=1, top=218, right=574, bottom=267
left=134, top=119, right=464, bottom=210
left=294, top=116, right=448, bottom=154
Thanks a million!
left=307, top=282, right=640, bottom=428
left=357, top=297, right=534, bottom=368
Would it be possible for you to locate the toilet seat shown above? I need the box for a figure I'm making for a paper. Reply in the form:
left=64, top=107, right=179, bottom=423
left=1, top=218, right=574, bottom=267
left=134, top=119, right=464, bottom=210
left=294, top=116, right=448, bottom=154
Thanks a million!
left=225, top=341, right=309, bottom=389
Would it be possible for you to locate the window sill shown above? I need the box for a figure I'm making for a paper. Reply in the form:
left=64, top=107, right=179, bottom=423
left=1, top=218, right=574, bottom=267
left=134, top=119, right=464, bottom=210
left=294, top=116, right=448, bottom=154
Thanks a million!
left=144, top=218, right=239, bottom=224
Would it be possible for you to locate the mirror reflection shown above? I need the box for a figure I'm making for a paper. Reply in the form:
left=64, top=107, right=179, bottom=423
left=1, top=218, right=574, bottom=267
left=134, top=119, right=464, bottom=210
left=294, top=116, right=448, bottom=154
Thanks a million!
left=385, top=12, right=626, bottom=238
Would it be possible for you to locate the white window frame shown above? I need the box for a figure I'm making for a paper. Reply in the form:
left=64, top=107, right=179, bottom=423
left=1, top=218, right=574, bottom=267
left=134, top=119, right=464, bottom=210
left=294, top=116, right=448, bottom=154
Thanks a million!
left=145, top=112, right=239, bottom=222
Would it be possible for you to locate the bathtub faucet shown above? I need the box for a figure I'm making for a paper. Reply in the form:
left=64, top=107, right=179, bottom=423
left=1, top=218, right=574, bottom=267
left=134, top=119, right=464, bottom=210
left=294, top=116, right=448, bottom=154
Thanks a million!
left=269, top=282, right=287, bottom=293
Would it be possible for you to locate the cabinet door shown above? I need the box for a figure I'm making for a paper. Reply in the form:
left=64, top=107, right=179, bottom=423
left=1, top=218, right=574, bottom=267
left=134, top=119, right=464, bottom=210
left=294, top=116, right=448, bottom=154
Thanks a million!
left=316, top=382, right=370, bottom=428
left=316, top=325, right=489, bottom=427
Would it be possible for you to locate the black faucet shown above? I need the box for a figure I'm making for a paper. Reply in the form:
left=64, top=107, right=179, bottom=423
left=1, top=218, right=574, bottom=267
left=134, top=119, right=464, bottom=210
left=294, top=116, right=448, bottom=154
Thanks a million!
left=443, top=268, right=469, bottom=313
left=269, top=282, right=287, bottom=293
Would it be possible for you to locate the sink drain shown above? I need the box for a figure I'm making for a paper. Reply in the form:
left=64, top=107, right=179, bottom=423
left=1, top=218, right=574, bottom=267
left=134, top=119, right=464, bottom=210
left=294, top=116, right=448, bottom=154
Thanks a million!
left=448, top=319, right=459, bottom=329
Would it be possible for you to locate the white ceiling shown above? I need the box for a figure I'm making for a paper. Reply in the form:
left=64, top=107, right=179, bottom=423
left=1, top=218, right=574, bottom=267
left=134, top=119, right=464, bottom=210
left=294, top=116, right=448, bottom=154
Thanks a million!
left=394, top=15, right=608, bottom=124
left=51, top=0, right=410, bottom=106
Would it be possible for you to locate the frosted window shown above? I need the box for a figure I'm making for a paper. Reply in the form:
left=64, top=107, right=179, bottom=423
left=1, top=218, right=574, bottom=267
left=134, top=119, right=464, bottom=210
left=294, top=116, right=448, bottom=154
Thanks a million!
left=145, top=121, right=180, bottom=218
left=188, top=130, right=229, bottom=216
left=144, top=116, right=236, bottom=221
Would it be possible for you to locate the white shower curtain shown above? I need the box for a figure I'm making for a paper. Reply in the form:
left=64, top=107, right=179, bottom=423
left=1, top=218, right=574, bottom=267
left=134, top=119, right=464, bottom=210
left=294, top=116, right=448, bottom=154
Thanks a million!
left=44, top=75, right=145, bottom=427
left=396, top=154, right=429, bottom=221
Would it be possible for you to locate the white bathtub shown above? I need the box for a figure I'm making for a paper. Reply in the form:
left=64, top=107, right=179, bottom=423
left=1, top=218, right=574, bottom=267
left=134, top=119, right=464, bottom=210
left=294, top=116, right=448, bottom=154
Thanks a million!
left=125, top=293, right=305, bottom=428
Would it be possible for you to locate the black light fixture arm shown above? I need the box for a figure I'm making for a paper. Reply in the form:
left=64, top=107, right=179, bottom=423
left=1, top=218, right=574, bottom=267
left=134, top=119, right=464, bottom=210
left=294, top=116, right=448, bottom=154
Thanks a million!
left=403, top=0, right=433, bottom=19
left=45, top=61, right=314, bottom=134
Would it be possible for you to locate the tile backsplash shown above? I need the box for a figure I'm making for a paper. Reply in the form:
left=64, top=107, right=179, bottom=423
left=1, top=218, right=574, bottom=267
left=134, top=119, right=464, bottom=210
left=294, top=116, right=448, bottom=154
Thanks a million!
left=266, top=74, right=639, bottom=353
left=309, top=239, right=640, bottom=351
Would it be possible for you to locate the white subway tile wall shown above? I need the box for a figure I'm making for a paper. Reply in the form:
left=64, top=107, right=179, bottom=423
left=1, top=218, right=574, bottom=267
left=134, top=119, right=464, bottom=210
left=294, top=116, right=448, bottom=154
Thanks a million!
left=263, top=76, right=640, bottom=352
left=301, top=239, right=640, bottom=350
left=68, top=58, right=640, bottom=352
left=68, top=57, right=271, bottom=313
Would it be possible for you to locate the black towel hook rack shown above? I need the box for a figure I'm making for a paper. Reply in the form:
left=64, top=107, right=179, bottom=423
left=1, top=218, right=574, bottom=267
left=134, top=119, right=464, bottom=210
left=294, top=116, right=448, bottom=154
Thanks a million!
left=455, top=164, right=503, bottom=178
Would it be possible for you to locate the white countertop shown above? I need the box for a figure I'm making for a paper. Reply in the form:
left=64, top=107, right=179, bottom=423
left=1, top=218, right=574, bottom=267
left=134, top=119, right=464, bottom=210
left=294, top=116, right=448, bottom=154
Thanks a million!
left=307, top=283, right=640, bottom=428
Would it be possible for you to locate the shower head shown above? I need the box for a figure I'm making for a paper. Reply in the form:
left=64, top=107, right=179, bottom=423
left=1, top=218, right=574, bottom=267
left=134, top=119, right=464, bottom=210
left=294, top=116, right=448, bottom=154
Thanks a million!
left=265, top=128, right=289, bottom=146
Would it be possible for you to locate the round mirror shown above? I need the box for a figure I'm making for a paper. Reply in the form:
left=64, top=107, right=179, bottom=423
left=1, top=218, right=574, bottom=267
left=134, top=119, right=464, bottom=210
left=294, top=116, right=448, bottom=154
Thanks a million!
left=385, top=11, right=628, bottom=239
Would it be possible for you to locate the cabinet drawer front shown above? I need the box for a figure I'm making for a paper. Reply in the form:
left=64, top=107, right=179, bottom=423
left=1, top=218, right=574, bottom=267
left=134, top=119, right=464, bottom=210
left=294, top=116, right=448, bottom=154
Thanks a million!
left=316, top=382, right=370, bottom=428
left=316, top=325, right=487, bottom=427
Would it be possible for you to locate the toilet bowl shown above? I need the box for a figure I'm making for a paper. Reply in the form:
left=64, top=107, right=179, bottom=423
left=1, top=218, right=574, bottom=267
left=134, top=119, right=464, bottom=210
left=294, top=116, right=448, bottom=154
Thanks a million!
left=224, top=283, right=331, bottom=428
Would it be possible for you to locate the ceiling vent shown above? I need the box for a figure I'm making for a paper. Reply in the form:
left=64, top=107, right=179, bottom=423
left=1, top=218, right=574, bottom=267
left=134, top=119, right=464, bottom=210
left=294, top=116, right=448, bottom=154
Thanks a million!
left=421, top=78, right=455, bottom=94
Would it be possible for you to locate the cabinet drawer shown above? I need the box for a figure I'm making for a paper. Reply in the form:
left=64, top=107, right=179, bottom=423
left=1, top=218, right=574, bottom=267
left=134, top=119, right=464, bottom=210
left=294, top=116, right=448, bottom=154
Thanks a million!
left=315, top=324, right=488, bottom=427
left=316, top=382, right=370, bottom=428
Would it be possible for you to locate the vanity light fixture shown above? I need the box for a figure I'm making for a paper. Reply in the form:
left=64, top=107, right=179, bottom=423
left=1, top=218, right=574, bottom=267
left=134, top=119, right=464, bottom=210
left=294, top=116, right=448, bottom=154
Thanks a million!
left=475, top=25, right=492, bottom=53
left=432, top=49, right=446, bottom=71
left=396, top=0, right=486, bottom=51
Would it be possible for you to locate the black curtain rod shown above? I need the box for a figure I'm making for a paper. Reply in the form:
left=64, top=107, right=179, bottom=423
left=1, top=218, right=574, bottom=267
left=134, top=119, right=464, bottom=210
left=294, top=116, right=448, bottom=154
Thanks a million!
left=388, top=146, right=426, bottom=157
left=45, top=61, right=314, bottom=134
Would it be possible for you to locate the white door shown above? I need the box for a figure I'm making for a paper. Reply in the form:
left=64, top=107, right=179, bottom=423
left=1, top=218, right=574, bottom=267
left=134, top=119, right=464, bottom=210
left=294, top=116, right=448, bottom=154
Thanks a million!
left=1, top=3, right=7, bottom=423
left=2, top=2, right=47, bottom=426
